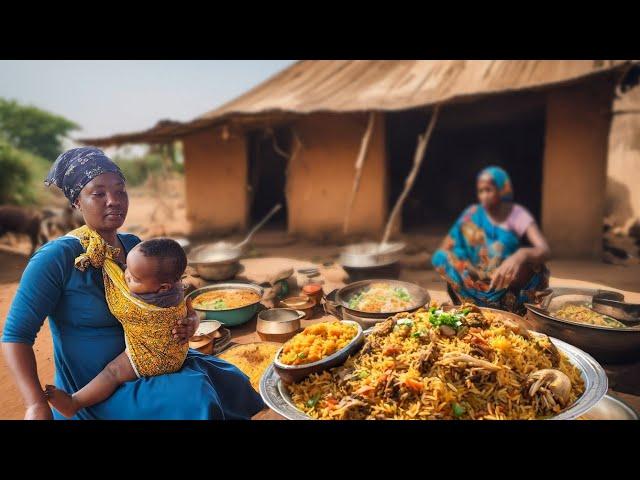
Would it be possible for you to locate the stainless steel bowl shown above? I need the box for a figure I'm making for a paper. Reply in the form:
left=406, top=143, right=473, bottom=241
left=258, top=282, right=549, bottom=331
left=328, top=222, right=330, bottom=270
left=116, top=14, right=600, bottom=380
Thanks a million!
left=256, top=308, right=304, bottom=342
left=188, top=242, right=242, bottom=281
left=190, top=260, right=240, bottom=281
left=339, top=242, right=405, bottom=268
left=580, top=394, right=639, bottom=420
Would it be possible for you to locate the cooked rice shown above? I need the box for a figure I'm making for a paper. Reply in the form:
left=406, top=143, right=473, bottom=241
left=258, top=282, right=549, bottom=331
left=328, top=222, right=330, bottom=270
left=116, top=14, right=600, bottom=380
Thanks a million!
left=555, top=304, right=625, bottom=328
left=218, top=342, right=279, bottom=391
left=279, top=322, right=358, bottom=366
left=348, top=283, right=413, bottom=313
left=285, top=305, right=585, bottom=420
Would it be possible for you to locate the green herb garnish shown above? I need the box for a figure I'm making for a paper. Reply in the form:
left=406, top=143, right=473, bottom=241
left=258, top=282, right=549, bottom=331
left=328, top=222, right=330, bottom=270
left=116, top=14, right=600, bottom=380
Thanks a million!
left=452, top=402, right=466, bottom=418
left=412, top=328, right=428, bottom=338
left=348, top=293, right=363, bottom=309
left=307, top=393, right=321, bottom=408
left=394, top=287, right=411, bottom=301
left=298, top=352, right=308, bottom=359
left=211, top=299, right=227, bottom=310
left=428, top=311, right=464, bottom=329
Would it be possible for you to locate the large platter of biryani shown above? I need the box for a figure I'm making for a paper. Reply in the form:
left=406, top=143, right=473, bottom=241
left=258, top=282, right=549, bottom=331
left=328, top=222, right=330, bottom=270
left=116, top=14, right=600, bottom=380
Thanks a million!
left=259, top=304, right=608, bottom=420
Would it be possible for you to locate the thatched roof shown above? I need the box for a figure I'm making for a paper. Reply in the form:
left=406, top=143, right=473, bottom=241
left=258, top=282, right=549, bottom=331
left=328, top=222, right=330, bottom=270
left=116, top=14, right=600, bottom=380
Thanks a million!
left=79, top=60, right=637, bottom=147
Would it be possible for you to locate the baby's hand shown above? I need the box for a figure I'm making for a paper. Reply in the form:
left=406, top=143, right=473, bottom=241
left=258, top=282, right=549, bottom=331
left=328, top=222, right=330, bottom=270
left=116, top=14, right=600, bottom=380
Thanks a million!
left=173, top=297, right=199, bottom=344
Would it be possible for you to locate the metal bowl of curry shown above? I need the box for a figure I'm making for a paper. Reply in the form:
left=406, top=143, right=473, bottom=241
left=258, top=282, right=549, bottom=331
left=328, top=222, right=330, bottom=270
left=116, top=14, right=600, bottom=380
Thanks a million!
left=187, top=282, right=264, bottom=326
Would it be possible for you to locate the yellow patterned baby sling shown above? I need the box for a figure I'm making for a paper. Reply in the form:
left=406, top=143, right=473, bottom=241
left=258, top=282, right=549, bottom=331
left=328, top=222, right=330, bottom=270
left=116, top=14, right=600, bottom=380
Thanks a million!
left=69, top=225, right=188, bottom=378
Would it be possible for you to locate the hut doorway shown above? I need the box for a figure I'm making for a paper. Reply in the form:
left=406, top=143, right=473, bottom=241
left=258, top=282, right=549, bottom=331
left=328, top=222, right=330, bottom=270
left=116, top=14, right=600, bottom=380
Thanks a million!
left=385, top=92, right=546, bottom=234
left=247, top=127, right=290, bottom=230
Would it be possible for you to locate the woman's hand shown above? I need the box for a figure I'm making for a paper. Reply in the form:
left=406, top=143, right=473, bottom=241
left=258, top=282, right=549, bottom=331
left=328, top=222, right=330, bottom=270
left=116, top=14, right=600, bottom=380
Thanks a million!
left=24, top=401, right=53, bottom=420
left=489, top=251, right=526, bottom=291
left=173, top=297, right=199, bottom=344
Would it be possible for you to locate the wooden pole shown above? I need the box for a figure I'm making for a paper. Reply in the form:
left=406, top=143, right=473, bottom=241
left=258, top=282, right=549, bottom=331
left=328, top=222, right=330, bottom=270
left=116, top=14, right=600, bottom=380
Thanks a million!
left=381, top=104, right=441, bottom=245
left=343, top=112, right=376, bottom=234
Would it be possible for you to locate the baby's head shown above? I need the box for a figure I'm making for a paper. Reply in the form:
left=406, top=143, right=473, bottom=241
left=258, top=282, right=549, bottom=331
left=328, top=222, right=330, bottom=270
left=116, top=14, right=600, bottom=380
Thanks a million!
left=124, top=238, right=187, bottom=295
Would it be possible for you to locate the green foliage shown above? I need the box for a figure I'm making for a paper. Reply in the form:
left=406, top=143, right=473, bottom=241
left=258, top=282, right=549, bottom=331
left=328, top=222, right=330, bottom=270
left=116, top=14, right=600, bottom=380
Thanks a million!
left=0, top=140, right=50, bottom=205
left=0, top=98, right=78, bottom=160
left=114, top=148, right=184, bottom=186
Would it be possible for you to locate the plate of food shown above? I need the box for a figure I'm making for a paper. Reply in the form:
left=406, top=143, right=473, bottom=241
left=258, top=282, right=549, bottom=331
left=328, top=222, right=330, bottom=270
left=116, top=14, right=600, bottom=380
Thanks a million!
left=217, top=342, right=281, bottom=391
left=335, top=279, right=430, bottom=319
left=272, top=320, right=364, bottom=384
left=260, top=304, right=607, bottom=420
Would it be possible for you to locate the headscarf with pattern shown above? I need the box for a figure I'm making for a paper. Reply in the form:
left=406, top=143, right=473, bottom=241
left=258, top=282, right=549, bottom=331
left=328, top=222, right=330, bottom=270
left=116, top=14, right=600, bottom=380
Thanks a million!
left=44, top=147, right=125, bottom=205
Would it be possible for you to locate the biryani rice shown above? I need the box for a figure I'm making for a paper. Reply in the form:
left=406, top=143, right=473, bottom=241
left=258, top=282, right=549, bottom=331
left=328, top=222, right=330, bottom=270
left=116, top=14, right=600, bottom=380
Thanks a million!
left=286, top=306, right=585, bottom=420
left=279, top=321, right=358, bottom=366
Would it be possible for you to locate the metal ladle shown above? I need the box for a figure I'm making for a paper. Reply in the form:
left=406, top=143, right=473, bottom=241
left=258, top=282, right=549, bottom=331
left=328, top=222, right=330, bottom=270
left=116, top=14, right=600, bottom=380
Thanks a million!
left=189, top=203, right=283, bottom=264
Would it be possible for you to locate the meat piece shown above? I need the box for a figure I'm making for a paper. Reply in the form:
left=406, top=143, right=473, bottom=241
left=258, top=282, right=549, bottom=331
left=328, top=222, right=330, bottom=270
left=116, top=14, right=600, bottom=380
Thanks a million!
left=417, top=343, right=439, bottom=374
left=374, top=318, right=396, bottom=336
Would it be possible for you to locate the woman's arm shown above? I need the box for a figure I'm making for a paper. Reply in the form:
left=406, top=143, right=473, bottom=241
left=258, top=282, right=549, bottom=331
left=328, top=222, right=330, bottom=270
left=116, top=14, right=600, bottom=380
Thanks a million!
left=2, top=343, right=51, bottom=419
left=518, top=222, right=551, bottom=264
left=490, top=224, right=551, bottom=290
left=1, top=240, right=71, bottom=419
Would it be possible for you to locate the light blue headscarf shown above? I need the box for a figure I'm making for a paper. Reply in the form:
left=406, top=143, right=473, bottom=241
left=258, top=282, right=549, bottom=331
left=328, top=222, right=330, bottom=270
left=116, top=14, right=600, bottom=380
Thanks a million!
left=477, top=166, right=513, bottom=202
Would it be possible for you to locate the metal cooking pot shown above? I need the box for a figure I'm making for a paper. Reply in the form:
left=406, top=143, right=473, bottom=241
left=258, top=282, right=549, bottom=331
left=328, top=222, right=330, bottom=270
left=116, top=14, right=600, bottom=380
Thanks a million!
left=523, top=287, right=640, bottom=364
left=334, top=279, right=430, bottom=319
left=339, top=242, right=405, bottom=268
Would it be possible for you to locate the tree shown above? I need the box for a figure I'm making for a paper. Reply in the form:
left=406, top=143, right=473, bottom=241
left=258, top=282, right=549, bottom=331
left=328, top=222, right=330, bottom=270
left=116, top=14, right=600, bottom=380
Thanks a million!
left=0, top=98, right=79, bottom=161
left=0, top=140, right=36, bottom=204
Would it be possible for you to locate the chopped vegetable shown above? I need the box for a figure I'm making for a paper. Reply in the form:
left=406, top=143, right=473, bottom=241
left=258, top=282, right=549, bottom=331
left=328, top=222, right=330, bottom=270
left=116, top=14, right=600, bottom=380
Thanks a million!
left=297, top=352, right=307, bottom=359
left=394, top=288, right=412, bottom=301
left=357, top=370, right=370, bottom=379
left=306, top=393, right=321, bottom=408
left=452, top=402, right=466, bottom=417
left=212, top=299, right=227, bottom=310
left=404, top=378, right=424, bottom=392
left=428, top=310, right=464, bottom=329
left=348, top=293, right=364, bottom=309
left=412, top=328, right=428, bottom=338
left=397, top=319, right=414, bottom=327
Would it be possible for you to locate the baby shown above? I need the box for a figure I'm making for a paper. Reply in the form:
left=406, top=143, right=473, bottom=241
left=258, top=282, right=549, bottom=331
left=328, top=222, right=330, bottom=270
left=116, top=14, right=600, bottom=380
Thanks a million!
left=45, top=238, right=189, bottom=417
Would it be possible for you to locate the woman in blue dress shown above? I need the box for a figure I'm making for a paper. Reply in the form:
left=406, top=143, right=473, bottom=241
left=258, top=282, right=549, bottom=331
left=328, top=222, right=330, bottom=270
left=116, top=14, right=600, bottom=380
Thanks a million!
left=1, top=147, right=264, bottom=420
left=431, top=166, right=551, bottom=315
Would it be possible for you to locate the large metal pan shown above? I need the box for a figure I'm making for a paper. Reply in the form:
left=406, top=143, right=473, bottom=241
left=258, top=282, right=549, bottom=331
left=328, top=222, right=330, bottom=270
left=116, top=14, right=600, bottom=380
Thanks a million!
left=335, top=279, right=430, bottom=319
left=523, top=287, right=640, bottom=364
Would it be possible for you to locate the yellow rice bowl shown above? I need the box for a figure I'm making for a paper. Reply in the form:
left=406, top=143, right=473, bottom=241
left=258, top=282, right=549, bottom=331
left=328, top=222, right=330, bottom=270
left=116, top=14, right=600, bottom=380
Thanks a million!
left=279, top=322, right=358, bottom=366
left=285, top=306, right=585, bottom=420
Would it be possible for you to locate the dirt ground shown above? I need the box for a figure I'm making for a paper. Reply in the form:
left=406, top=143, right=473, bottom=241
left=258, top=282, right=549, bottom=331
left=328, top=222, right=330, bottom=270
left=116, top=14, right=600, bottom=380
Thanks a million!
left=2, top=176, right=639, bottom=419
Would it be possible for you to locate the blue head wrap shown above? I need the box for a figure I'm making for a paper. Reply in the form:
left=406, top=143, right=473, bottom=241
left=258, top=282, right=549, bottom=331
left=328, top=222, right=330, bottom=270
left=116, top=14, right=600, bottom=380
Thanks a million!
left=477, top=166, right=513, bottom=202
left=45, top=147, right=125, bottom=205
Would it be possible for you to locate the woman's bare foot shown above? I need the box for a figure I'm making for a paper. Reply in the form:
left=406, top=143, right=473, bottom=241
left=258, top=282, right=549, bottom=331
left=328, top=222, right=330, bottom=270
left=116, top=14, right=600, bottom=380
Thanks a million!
left=44, top=384, right=80, bottom=418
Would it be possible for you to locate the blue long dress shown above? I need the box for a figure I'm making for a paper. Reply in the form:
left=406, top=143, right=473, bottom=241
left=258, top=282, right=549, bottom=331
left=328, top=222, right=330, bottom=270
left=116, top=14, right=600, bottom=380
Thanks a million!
left=1, top=234, right=264, bottom=420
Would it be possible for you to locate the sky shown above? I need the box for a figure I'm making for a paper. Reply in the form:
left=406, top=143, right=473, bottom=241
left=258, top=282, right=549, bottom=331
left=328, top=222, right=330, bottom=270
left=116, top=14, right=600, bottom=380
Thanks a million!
left=0, top=60, right=296, bottom=147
